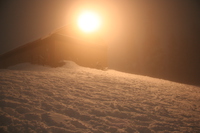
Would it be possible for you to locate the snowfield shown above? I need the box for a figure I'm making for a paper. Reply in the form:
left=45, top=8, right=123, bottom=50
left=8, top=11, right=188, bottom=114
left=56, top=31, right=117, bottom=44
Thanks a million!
left=0, top=61, right=200, bottom=133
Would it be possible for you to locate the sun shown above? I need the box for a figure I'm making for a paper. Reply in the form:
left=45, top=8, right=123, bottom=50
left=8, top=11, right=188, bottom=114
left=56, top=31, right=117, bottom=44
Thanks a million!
left=78, top=11, right=101, bottom=33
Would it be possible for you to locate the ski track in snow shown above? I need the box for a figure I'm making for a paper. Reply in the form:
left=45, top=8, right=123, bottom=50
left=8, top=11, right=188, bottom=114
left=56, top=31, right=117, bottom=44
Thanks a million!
left=0, top=61, right=200, bottom=133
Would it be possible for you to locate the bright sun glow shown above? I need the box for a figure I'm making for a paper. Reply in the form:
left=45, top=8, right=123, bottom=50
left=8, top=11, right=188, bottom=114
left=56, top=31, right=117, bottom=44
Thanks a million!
left=78, top=11, right=101, bottom=33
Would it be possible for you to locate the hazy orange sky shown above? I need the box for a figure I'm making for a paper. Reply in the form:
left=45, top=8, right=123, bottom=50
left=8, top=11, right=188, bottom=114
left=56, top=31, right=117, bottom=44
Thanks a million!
left=0, top=0, right=199, bottom=55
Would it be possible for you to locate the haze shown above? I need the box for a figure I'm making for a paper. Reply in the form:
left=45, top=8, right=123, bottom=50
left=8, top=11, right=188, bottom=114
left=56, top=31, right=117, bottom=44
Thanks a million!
left=0, top=0, right=200, bottom=85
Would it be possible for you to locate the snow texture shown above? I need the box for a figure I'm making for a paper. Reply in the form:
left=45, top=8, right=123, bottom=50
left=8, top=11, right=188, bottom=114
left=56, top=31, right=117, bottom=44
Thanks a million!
left=0, top=61, right=200, bottom=133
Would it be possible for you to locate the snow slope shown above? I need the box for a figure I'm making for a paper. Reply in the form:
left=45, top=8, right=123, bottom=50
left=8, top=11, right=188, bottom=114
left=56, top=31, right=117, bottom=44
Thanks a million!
left=0, top=61, right=200, bottom=133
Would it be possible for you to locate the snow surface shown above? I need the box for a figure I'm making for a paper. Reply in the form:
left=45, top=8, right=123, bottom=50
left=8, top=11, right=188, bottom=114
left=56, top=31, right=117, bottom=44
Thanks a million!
left=0, top=61, right=200, bottom=133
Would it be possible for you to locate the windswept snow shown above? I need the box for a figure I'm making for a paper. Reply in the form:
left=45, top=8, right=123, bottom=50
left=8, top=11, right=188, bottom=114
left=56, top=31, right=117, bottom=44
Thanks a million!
left=0, top=61, right=200, bottom=133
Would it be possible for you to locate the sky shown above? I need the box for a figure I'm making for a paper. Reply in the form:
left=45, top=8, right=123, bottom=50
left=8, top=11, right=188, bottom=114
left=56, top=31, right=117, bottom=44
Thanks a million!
left=0, top=0, right=199, bottom=55
left=0, top=0, right=73, bottom=54
left=0, top=0, right=200, bottom=85
left=0, top=0, right=122, bottom=55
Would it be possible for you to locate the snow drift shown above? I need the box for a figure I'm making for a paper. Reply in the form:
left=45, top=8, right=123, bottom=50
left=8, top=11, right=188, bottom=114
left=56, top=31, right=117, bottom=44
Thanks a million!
left=0, top=61, right=200, bottom=133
